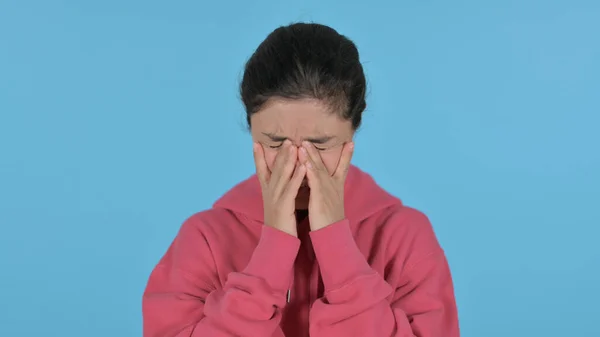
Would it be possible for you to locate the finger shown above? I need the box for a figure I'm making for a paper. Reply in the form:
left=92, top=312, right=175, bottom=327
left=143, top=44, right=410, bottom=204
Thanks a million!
left=333, top=142, right=354, bottom=179
left=301, top=141, right=326, bottom=173
left=304, top=158, right=321, bottom=190
left=270, top=140, right=292, bottom=179
left=253, top=142, right=270, bottom=186
left=273, top=141, right=298, bottom=192
left=283, top=163, right=306, bottom=199
left=298, top=142, right=309, bottom=165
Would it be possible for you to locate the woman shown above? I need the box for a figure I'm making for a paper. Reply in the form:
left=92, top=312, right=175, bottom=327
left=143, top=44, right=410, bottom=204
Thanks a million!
left=143, top=23, right=460, bottom=337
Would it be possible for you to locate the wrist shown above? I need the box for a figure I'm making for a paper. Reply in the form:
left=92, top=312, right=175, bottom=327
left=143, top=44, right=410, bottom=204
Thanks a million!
left=310, top=212, right=345, bottom=231
left=273, top=224, right=297, bottom=237
left=244, top=225, right=301, bottom=291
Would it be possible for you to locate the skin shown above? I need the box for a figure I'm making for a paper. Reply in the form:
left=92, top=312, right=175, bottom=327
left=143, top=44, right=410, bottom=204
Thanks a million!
left=251, top=98, right=356, bottom=235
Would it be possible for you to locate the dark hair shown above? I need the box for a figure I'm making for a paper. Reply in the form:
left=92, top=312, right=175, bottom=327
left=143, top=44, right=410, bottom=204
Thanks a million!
left=240, top=22, right=367, bottom=130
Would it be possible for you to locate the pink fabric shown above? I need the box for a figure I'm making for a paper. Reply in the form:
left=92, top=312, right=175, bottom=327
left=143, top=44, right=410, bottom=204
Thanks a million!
left=143, top=165, right=459, bottom=336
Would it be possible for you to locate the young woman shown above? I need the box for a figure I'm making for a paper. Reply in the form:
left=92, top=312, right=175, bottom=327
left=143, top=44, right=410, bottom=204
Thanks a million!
left=143, top=22, right=460, bottom=337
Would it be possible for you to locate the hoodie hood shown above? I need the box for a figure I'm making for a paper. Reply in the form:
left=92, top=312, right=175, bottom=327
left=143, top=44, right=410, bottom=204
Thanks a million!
left=213, top=165, right=402, bottom=225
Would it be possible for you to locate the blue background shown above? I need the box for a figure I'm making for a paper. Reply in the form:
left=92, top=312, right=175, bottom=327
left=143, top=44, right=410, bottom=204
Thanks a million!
left=1, top=1, right=598, bottom=336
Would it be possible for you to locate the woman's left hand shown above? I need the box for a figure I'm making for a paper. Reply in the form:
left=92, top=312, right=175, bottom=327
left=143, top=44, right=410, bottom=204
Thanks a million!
left=299, top=141, right=354, bottom=231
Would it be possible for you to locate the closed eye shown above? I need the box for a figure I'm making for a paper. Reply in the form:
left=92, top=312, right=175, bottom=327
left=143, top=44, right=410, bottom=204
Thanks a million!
left=268, top=143, right=326, bottom=150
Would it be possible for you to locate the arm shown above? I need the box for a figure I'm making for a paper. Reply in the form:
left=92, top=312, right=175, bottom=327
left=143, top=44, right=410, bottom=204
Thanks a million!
left=308, top=218, right=460, bottom=337
left=143, top=218, right=299, bottom=337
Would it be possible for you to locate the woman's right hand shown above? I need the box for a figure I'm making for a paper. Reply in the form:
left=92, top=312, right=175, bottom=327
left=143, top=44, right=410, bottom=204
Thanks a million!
left=253, top=140, right=306, bottom=237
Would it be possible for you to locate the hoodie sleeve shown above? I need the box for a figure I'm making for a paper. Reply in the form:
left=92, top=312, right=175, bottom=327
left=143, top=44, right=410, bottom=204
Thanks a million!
left=142, top=216, right=300, bottom=337
left=308, top=215, right=460, bottom=337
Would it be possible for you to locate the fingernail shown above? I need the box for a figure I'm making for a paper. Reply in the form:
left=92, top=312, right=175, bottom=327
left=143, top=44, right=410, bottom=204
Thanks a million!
left=348, top=142, right=354, bottom=150
left=300, top=147, right=307, bottom=154
left=302, top=141, right=310, bottom=148
left=252, top=143, right=259, bottom=152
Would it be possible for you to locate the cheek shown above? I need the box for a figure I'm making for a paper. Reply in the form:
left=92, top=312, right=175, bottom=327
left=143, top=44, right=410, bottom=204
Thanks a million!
left=320, top=150, right=343, bottom=175
left=263, top=148, right=278, bottom=171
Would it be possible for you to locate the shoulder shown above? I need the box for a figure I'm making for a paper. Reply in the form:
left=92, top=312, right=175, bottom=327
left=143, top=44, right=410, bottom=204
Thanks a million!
left=376, top=204, right=444, bottom=264
left=160, top=208, right=251, bottom=273
left=177, top=207, right=254, bottom=243
left=382, top=204, right=436, bottom=235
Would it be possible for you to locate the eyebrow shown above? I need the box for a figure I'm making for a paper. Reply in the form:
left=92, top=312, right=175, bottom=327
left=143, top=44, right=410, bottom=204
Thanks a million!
left=261, top=132, right=335, bottom=144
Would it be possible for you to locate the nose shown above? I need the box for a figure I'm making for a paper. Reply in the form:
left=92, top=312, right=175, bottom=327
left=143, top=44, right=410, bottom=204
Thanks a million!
left=285, top=139, right=302, bottom=148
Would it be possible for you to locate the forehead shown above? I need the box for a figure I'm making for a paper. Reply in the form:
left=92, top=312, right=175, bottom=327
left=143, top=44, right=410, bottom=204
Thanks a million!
left=250, top=98, right=351, bottom=136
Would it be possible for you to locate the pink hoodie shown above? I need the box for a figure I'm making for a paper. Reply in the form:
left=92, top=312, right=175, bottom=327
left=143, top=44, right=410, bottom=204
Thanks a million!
left=143, top=165, right=459, bottom=337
